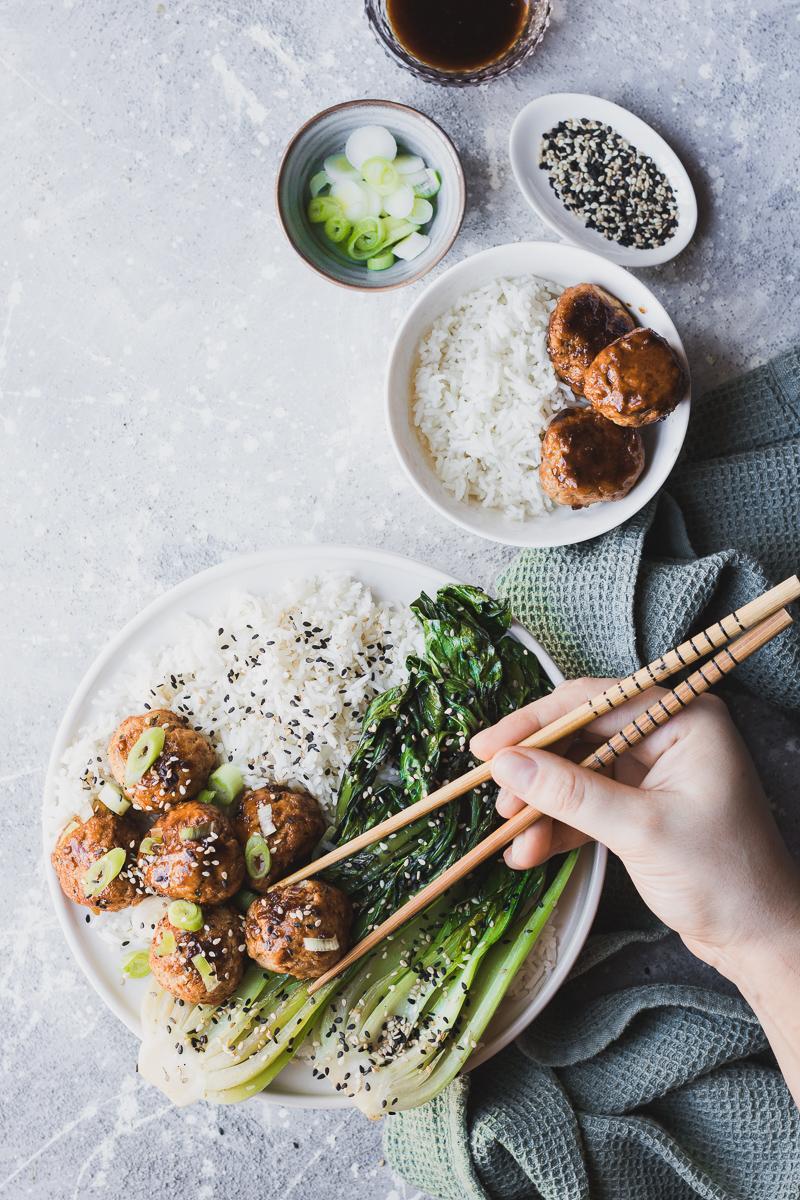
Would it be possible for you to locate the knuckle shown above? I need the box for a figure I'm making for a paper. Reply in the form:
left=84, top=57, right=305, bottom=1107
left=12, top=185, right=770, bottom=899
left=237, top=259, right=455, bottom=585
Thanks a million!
left=547, top=766, right=585, bottom=817
left=697, top=692, right=728, bottom=717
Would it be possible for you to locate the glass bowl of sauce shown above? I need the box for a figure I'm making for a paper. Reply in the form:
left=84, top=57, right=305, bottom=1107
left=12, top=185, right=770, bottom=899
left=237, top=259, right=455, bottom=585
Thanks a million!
left=365, top=0, right=551, bottom=85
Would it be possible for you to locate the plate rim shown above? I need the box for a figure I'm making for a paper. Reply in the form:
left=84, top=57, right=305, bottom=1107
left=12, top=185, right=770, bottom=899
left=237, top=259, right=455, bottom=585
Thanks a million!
left=43, top=545, right=606, bottom=1108
left=508, top=92, right=698, bottom=267
left=385, top=239, right=691, bottom=548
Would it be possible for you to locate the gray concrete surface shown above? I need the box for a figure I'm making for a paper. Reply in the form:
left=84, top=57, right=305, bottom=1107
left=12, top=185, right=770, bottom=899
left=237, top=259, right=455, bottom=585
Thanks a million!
left=2, top=1, right=799, bottom=1196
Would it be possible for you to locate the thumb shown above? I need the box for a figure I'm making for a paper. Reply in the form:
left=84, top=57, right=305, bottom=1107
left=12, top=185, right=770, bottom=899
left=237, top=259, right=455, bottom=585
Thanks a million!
left=492, top=747, right=647, bottom=855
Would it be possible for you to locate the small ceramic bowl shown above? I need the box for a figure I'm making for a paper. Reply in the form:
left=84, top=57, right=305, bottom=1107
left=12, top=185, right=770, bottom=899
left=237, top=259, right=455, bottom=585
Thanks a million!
left=276, top=100, right=466, bottom=292
left=385, top=241, right=691, bottom=548
left=509, top=94, right=698, bottom=268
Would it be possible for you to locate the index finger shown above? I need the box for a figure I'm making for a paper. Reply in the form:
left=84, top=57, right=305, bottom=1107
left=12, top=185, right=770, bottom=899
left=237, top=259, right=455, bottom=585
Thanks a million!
left=471, top=675, right=696, bottom=771
left=470, top=677, right=620, bottom=760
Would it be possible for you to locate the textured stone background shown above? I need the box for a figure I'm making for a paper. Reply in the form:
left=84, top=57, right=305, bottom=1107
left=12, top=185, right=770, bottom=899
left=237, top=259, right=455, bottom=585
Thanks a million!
left=2, top=1, right=799, bottom=1197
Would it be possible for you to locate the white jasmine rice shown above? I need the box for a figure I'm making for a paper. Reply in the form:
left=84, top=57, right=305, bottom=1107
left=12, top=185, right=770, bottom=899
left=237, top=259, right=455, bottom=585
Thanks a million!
left=412, top=275, right=569, bottom=520
left=48, top=573, right=420, bottom=848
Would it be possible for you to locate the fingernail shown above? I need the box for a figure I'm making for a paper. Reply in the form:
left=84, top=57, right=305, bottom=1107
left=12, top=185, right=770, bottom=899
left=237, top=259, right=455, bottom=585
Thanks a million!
left=504, top=843, right=523, bottom=869
left=493, top=749, right=538, bottom=794
left=495, top=786, right=513, bottom=812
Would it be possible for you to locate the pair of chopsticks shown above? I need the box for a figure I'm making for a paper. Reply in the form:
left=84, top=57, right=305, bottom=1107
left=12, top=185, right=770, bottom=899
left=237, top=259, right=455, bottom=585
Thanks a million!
left=292, top=575, right=799, bottom=994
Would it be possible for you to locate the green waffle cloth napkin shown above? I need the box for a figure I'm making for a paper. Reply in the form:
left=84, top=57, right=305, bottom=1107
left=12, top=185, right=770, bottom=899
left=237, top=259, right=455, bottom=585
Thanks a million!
left=385, top=349, right=800, bottom=1197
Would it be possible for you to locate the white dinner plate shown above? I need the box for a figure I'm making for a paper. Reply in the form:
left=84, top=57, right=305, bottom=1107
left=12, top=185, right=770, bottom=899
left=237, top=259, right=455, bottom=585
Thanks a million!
left=509, top=93, right=698, bottom=267
left=386, top=241, right=691, bottom=548
left=43, top=546, right=606, bottom=1109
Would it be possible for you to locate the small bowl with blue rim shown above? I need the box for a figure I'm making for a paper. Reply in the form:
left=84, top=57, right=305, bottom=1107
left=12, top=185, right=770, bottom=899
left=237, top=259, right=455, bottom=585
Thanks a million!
left=276, top=99, right=466, bottom=292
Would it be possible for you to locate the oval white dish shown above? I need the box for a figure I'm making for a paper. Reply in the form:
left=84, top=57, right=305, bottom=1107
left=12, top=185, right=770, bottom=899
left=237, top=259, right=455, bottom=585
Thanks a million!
left=509, top=93, right=698, bottom=267
left=386, top=241, right=691, bottom=548
left=43, top=545, right=606, bottom=1110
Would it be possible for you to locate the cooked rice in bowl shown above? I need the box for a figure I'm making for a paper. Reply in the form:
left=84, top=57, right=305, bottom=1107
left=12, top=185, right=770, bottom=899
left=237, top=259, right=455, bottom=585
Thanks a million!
left=412, top=275, right=570, bottom=521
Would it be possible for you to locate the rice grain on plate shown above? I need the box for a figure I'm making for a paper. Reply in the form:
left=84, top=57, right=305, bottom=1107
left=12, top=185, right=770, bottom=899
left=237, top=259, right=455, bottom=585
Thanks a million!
left=412, top=275, right=568, bottom=521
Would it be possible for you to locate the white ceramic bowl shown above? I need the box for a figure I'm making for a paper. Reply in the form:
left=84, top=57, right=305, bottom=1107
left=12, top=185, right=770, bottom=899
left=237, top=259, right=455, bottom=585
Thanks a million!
left=509, top=94, right=697, bottom=267
left=276, top=99, right=465, bottom=291
left=43, top=546, right=606, bottom=1109
left=386, top=241, right=691, bottom=548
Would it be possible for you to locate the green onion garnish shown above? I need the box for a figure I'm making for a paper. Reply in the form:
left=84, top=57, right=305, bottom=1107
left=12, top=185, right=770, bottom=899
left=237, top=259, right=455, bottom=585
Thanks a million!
left=323, top=214, right=351, bottom=244
left=124, top=726, right=166, bottom=785
left=82, top=847, right=126, bottom=898
left=367, top=250, right=396, bottom=272
left=308, top=195, right=343, bottom=224
left=305, top=126, right=438, bottom=272
left=97, top=781, right=131, bottom=816
left=154, top=930, right=176, bottom=958
left=361, top=156, right=399, bottom=195
left=179, top=824, right=211, bottom=842
left=168, top=900, right=203, bottom=932
left=346, top=217, right=387, bottom=261
left=122, top=950, right=150, bottom=979
left=191, top=953, right=219, bottom=993
left=139, top=833, right=163, bottom=857
left=245, top=833, right=271, bottom=881
left=208, top=763, right=244, bottom=806
left=196, top=788, right=216, bottom=806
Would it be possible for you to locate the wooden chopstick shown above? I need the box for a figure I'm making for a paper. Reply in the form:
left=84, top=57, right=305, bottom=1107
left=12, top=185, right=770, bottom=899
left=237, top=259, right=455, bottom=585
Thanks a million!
left=278, top=575, right=800, bottom=891
left=307, top=607, right=793, bottom=993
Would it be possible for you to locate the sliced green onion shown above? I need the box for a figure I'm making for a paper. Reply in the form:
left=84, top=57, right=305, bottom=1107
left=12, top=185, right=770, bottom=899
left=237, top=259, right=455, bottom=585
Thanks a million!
left=323, top=153, right=359, bottom=182
left=122, top=950, right=150, bottom=979
left=303, top=936, right=340, bottom=952
left=82, top=847, right=126, bottom=898
left=154, top=929, right=176, bottom=958
left=196, top=788, right=216, bottom=806
left=393, top=231, right=430, bottom=262
left=208, top=763, right=244, bottom=806
left=309, top=169, right=330, bottom=197
left=367, top=251, right=396, bottom=271
left=410, top=197, right=433, bottom=225
left=168, top=900, right=204, bottom=931
left=97, top=781, right=131, bottom=816
left=412, top=168, right=441, bottom=198
left=382, top=219, right=419, bottom=247
left=124, top=726, right=166, bottom=785
left=361, top=156, right=400, bottom=196
left=394, top=153, right=425, bottom=175
left=308, top=195, right=343, bottom=223
left=191, top=953, right=219, bottom=993
left=323, top=214, right=352, bottom=244
left=245, top=833, right=271, bottom=881
left=234, top=888, right=258, bottom=914
left=179, top=824, right=211, bottom=842
left=139, top=833, right=163, bottom=856
left=346, top=217, right=387, bottom=261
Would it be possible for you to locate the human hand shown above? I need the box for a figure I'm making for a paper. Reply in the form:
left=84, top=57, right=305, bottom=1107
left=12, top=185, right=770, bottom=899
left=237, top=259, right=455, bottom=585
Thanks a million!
left=471, top=679, right=800, bottom=979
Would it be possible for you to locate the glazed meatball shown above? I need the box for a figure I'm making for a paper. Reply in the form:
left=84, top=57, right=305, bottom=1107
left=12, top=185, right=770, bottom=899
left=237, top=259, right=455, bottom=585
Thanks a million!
left=245, top=880, right=352, bottom=980
left=149, top=903, right=246, bottom=1004
left=547, top=283, right=636, bottom=396
left=232, top=785, right=326, bottom=892
left=108, top=708, right=216, bottom=812
left=138, top=800, right=245, bottom=903
left=51, top=809, right=142, bottom=911
left=583, top=327, right=686, bottom=426
left=539, top=407, right=645, bottom=509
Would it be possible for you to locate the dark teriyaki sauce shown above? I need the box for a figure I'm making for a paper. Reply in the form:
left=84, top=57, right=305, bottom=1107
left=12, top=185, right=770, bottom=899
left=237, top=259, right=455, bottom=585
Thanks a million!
left=386, top=0, right=528, bottom=73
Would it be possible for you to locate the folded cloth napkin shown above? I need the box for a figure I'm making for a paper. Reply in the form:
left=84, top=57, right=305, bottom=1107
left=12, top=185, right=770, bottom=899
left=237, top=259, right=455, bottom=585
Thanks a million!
left=385, top=349, right=800, bottom=1197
